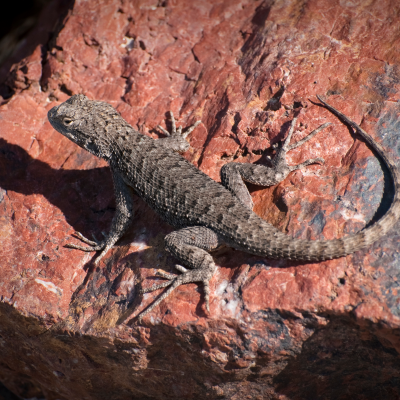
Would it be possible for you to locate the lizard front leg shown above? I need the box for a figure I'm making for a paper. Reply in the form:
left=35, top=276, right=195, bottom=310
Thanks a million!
left=220, top=118, right=331, bottom=208
left=138, top=226, right=222, bottom=322
left=66, top=170, right=134, bottom=264
left=156, top=111, right=201, bottom=153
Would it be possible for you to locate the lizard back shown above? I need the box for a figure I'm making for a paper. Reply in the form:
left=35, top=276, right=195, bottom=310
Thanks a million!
left=113, top=115, right=400, bottom=262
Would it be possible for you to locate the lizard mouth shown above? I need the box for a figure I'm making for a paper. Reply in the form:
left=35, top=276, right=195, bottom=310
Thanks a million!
left=47, top=106, right=58, bottom=127
left=47, top=105, right=59, bottom=123
left=47, top=104, right=71, bottom=138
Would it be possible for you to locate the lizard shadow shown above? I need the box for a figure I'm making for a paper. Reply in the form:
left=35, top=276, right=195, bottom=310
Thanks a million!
left=0, top=137, right=116, bottom=239
left=0, top=138, right=139, bottom=306
left=118, top=245, right=298, bottom=326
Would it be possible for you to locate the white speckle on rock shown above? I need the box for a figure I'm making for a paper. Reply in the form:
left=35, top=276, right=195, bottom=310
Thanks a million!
left=35, top=279, right=63, bottom=296
left=121, top=36, right=134, bottom=51
left=216, top=280, right=229, bottom=296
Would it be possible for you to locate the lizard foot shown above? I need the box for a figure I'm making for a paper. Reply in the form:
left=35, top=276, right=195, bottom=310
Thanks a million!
left=137, top=262, right=216, bottom=323
left=65, top=231, right=105, bottom=251
left=272, top=117, right=330, bottom=173
left=65, top=231, right=112, bottom=265
left=220, top=116, right=330, bottom=191
left=157, top=111, right=201, bottom=138
left=156, top=111, right=201, bottom=153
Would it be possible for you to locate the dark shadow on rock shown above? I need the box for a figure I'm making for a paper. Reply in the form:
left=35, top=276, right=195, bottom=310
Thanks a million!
left=0, top=0, right=75, bottom=98
left=272, top=316, right=400, bottom=400
left=0, top=137, right=115, bottom=238
left=2, top=298, right=400, bottom=400
left=0, top=381, right=21, bottom=400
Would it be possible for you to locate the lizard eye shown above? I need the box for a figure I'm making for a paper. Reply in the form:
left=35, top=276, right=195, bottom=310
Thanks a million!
left=63, top=117, right=73, bottom=125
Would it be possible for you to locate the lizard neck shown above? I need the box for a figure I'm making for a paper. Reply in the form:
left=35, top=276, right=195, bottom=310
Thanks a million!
left=107, top=125, right=144, bottom=164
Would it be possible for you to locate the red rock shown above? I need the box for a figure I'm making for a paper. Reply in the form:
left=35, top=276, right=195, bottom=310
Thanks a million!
left=1, top=0, right=400, bottom=399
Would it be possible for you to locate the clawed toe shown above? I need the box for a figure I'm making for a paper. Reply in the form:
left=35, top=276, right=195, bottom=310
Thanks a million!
left=156, top=270, right=177, bottom=280
left=314, top=157, right=325, bottom=164
left=287, top=122, right=331, bottom=151
left=203, top=281, right=210, bottom=312
left=169, top=111, right=177, bottom=135
left=182, top=120, right=201, bottom=138
left=74, top=231, right=98, bottom=246
left=65, top=231, right=105, bottom=252
left=175, top=264, right=187, bottom=273
left=290, top=157, right=325, bottom=172
left=157, top=124, right=170, bottom=136
left=141, top=279, right=174, bottom=294
left=65, top=243, right=104, bottom=252
left=141, top=268, right=178, bottom=292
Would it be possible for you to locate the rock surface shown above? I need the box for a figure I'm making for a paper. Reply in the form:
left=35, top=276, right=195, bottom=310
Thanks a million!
left=1, top=0, right=400, bottom=399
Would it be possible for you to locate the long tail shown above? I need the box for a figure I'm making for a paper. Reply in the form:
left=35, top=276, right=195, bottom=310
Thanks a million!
left=269, top=96, right=400, bottom=261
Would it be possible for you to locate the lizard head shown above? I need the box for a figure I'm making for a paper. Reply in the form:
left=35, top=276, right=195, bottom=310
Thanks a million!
left=48, top=94, right=119, bottom=160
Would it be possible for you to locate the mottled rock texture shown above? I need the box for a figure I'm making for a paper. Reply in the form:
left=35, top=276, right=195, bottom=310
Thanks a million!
left=1, top=0, right=400, bottom=399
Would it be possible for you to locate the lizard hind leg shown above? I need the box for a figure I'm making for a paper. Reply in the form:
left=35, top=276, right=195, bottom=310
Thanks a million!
left=220, top=118, right=331, bottom=198
left=137, top=226, right=221, bottom=322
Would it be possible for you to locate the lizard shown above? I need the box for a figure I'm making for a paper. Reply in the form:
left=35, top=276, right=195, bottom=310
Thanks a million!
left=47, top=94, right=400, bottom=322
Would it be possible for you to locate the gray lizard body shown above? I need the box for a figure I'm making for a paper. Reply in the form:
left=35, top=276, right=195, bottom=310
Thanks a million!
left=47, top=95, right=400, bottom=321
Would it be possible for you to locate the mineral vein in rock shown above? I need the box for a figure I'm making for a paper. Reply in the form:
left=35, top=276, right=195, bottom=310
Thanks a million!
left=47, top=95, right=400, bottom=321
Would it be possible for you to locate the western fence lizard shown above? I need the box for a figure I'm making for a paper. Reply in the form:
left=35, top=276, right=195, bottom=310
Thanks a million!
left=47, top=95, right=400, bottom=321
